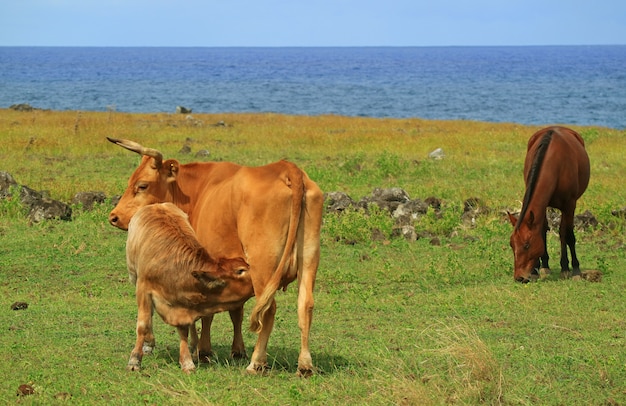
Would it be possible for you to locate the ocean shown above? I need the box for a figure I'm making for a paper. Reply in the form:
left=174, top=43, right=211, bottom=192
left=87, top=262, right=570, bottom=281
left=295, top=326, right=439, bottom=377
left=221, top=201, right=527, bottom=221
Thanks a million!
left=1, top=46, right=625, bottom=129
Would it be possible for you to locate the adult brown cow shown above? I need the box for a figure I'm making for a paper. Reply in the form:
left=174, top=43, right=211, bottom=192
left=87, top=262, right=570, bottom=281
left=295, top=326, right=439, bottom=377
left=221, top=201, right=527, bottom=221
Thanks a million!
left=126, top=202, right=253, bottom=373
left=107, top=137, right=323, bottom=376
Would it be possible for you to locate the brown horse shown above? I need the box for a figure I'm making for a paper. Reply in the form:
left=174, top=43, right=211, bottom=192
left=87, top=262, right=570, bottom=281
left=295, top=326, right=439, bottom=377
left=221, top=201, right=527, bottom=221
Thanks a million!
left=508, top=126, right=590, bottom=283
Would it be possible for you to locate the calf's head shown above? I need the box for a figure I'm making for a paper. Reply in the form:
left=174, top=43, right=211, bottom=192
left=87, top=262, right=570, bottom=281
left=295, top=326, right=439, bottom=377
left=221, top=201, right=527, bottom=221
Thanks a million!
left=108, top=137, right=179, bottom=230
left=192, top=257, right=253, bottom=299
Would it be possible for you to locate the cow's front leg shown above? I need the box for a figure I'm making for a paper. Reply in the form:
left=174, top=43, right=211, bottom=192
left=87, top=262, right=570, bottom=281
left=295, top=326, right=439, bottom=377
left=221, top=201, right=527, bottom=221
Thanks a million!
left=177, top=325, right=196, bottom=373
left=246, top=299, right=275, bottom=374
left=230, top=306, right=247, bottom=359
left=197, top=314, right=214, bottom=362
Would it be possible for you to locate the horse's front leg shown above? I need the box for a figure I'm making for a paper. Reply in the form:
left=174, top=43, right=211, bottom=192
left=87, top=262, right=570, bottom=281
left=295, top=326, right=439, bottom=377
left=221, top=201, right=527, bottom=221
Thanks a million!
left=559, top=209, right=578, bottom=279
left=565, top=223, right=582, bottom=280
left=538, top=217, right=551, bottom=279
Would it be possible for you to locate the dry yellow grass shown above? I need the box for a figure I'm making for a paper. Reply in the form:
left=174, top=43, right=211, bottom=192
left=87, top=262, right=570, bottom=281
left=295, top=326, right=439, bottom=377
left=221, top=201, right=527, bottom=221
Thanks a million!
left=1, top=109, right=623, bottom=209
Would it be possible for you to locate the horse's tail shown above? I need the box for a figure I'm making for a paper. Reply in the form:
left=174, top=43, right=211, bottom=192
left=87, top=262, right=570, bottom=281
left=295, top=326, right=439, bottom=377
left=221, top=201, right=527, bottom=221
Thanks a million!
left=516, top=130, right=554, bottom=229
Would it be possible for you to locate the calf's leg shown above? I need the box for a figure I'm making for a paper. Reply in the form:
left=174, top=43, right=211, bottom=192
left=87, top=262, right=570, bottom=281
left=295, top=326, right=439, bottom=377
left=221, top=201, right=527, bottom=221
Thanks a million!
left=128, top=291, right=153, bottom=371
left=177, top=325, right=196, bottom=373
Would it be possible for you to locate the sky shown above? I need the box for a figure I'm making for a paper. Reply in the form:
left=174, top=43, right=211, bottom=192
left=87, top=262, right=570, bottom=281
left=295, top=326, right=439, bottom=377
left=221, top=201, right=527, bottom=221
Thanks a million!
left=1, top=0, right=625, bottom=47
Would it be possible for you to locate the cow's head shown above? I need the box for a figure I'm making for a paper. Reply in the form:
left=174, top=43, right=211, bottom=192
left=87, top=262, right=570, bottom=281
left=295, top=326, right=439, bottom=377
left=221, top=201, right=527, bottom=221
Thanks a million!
left=108, top=137, right=179, bottom=230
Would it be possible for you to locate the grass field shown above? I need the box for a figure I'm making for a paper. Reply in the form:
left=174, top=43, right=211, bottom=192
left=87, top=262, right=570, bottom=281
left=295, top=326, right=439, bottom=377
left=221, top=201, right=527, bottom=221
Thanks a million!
left=1, top=110, right=625, bottom=405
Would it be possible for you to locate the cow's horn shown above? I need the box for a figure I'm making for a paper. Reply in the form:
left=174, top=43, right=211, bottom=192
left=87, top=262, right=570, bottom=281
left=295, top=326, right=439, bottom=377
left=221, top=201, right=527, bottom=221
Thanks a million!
left=107, top=137, right=163, bottom=168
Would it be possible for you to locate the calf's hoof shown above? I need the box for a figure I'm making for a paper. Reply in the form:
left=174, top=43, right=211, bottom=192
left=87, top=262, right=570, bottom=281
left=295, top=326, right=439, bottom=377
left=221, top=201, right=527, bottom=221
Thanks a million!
left=181, top=361, right=196, bottom=374
left=297, top=367, right=314, bottom=378
left=127, top=360, right=141, bottom=372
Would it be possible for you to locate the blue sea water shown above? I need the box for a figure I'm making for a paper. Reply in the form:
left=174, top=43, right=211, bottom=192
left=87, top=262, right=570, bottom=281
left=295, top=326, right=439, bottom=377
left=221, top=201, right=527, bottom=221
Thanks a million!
left=0, top=46, right=625, bottom=129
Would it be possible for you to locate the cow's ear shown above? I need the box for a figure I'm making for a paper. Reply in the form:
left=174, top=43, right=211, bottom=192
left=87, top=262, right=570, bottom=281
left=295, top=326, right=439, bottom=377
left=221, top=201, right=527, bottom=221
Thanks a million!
left=163, top=159, right=179, bottom=182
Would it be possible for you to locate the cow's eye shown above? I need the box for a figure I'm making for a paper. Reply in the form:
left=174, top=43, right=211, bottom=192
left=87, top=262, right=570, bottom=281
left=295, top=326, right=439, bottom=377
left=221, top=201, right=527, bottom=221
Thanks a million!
left=136, top=183, right=148, bottom=192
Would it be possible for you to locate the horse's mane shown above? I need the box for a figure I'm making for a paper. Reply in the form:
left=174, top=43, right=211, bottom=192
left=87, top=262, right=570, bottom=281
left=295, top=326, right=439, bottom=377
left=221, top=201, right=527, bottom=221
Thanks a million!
left=515, top=130, right=554, bottom=230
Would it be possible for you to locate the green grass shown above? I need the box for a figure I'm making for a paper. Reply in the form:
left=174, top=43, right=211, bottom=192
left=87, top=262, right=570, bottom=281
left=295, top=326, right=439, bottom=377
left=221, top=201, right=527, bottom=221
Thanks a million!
left=1, top=110, right=625, bottom=404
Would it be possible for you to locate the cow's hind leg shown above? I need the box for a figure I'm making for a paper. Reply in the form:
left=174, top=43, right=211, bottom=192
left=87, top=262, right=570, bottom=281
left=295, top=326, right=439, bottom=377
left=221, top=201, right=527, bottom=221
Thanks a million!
left=296, top=269, right=316, bottom=377
left=177, top=325, right=196, bottom=373
left=246, top=299, right=276, bottom=375
left=295, top=183, right=322, bottom=377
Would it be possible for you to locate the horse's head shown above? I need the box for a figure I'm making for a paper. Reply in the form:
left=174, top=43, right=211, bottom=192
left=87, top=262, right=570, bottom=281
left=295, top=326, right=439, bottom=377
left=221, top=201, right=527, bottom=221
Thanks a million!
left=508, top=211, right=545, bottom=283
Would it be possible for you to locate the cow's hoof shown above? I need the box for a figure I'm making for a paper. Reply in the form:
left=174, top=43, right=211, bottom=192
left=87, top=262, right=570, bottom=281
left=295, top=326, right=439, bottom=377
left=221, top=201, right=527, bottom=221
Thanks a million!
left=198, top=351, right=214, bottom=363
left=231, top=350, right=248, bottom=360
left=181, top=361, right=196, bottom=374
left=246, top=363, right=269, bottom=375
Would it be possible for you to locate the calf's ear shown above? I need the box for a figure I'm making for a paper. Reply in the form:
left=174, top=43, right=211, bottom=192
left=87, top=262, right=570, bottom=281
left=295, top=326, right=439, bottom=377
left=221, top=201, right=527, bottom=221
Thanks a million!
left=192, top=270, right=226, bottom=290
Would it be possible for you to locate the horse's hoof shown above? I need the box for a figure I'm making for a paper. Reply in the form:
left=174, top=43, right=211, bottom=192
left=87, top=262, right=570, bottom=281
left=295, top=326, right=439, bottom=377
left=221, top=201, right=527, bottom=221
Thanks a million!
left=539, top=268, right=551, bottom=279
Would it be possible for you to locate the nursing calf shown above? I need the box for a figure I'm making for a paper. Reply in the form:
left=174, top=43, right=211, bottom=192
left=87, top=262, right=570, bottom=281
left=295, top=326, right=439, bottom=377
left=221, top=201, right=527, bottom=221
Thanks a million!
left=125, top=202, right=253, bottom=373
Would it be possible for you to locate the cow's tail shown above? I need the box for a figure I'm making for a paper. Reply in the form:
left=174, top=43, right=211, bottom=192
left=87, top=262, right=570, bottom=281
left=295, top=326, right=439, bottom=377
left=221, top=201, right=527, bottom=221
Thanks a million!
left=249, top=165, right=304, bottom=333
